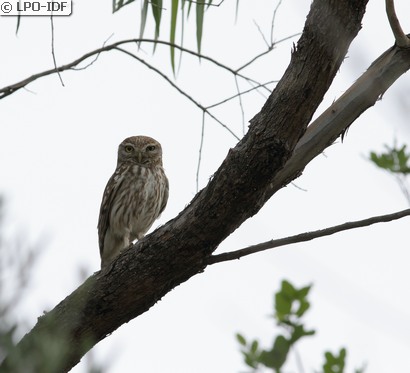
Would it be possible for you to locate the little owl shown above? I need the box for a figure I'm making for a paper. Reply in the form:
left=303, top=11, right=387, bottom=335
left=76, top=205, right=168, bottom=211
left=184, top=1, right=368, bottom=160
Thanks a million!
left=98, top=136, right=169, bottom=270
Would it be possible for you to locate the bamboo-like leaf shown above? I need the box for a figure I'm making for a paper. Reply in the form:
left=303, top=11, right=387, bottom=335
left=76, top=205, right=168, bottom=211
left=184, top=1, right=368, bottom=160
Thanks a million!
left=170, top=0, right=179, bottom=72
left=15, top=14, right=21, bottom=34
left=235, top=0, right=240, bottom=22
left=113, top=0, right=135, bottom=13
left=151, top=0, right=163, bottom=40
left=187, top=0, right=193, bottom=17
left=177, top=0, right=186, bottom=73
left=196, top=0, right=205, bottom=54
left=138, top=0, right=149, bottom=47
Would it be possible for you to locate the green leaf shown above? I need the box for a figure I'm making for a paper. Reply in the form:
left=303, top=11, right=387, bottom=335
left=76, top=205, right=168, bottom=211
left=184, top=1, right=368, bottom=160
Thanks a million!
left=296, top=299, right=310, bottom=317
left=289, top=324, right=315, bottom=344
left=170, top=0, right=179, bottom=72
left=186, top=0, right=193, bottom=16
left=236, top=333, right=246, bottom=346
left=297, top=284, right=312, bottom=299
left=196, top=0, right=205, bottom=53
left=235, top=0, right=240, bottom=22
left=323, top=348, right=346, bottom=373
left=275, top=292, right=292, bottom=321
left=138, top=0, right=149, bottom=45
left=151, top=0, right=163, bottom=40
left=244, top=354, right=258, bottom=369
left=369, top=143, right=410, bottom=174
left=113, top=0, right=135, bottom=13
left=250, top=339, right=259, bottom=354
left=281, top=280, right=296, bottom=297
left=15, top=14, right=21, bottom=34
left=259, top=335, right=290, bottom=370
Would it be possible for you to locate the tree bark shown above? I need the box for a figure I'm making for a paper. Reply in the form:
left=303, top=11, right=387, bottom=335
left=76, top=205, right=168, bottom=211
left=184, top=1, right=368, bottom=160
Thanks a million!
left=2, top=0, right=394, bottom=372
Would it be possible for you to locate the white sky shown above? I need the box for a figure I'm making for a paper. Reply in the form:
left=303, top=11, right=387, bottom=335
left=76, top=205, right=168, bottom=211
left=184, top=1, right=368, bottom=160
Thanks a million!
left=1, top=1, right=410, bottom=372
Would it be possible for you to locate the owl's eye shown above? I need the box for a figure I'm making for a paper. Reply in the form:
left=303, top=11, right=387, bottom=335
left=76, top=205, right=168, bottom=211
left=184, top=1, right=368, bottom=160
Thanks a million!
left=146, top=145, right=156, bottom=152
left=124, top=145, right=133, bottom=153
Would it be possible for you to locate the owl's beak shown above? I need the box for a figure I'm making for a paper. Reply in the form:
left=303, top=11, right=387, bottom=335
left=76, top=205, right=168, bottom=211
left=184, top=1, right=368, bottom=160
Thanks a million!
left=136, top=151, right=143, bottom=164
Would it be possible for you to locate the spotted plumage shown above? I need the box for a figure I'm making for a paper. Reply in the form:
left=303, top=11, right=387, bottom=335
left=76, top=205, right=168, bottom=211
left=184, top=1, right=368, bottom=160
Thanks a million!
left=98, top=136, right=169, bottom=270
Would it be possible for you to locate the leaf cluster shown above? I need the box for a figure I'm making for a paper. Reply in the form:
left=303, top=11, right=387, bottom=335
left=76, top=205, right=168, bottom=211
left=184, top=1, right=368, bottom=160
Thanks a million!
left=236, top=280, right=365, bottom=373
left=113, top=0, right=214, bottom=71
left=236, top=280, right=314, bottom=372
left=370, top=143, right=410, bottom=175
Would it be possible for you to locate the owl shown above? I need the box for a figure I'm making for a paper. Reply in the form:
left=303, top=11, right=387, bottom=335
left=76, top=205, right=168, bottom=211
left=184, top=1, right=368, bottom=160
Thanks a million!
left=98, top=136, right=169, bottom=270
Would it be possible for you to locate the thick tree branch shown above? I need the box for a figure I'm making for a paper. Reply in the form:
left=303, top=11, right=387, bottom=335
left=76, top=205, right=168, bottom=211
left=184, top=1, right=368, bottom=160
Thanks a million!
left=208, top=208, right=410, bottom=264
left=0, top=1, right=373, bottom=372
left=386, top=0, right=410, bottom=48
left=268, top=38, right=410, bottom=196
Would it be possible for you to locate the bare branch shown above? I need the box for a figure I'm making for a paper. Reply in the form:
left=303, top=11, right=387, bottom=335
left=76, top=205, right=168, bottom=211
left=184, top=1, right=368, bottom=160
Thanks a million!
left=267, top=43, right=410, bottom=198
left=234, top=75, right=246, bottom=134
left=236, top=47, right=273, bottom=73
left=206, top=80, right=276, bottom=109
left=196, top=112, right=206, bottom=193
left=113, top=47, right=240, bottom=140
left=236, top=33, right=300, bottom=73
left=0, top=39, right=264, bottom=100
left=72, top=34, right=114, bottom=71
left=386, top=0, right=410, bottom=48
left=50, top=15, right=64, bottom=87
left=270, top=0, right=283, bottom=45
left=207, top=208, right=410, bottom=265
left=253, top=19, right=271, bottom=48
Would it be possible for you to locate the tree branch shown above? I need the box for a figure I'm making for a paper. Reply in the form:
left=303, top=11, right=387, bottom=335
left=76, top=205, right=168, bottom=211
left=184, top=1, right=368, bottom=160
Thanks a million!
left=0, top=1, right=375, bottom=372
left=113, top=47, right=240, bottom=140
left=207, top=208, right=410, bottom=264
left=386, top=0, right=410, bottom=48
left=267, top=39, right=410, bottom=197
left=0, top=38, right=265, bottom=100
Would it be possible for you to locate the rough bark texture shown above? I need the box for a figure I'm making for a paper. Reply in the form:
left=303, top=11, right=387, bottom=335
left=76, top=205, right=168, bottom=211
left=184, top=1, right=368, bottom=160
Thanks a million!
left=0, top=1, right=377, bottom=372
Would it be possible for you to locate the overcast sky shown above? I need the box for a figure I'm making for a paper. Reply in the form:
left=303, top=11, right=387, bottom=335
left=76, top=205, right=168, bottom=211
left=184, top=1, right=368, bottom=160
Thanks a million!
left=1, top=1, right=410, bottom=372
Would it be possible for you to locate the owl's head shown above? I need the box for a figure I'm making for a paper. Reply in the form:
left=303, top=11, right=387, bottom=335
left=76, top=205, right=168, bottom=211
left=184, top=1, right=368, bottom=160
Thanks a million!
left=117, top=136, right=163, bottom=167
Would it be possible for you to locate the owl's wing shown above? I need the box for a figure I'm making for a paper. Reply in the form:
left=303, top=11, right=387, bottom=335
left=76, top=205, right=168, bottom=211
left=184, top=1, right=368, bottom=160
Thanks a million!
left=97, top=167, right=126, bottom=256
left=159, top=175, right=169, bottom=215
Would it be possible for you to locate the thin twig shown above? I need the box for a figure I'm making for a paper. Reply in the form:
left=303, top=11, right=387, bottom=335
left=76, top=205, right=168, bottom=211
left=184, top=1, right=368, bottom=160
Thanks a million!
left=196, top=112, right=206, bottom=192
left=253, top=19, right=270, bottom=48
left=270, top=0, right=283, bottom=45
left=395, top=175, right=410, bottom=205
left=72, top=33, right=114, bottom=71
left=236, top=48, right=273, bottom=73
left=207, top=208, right=410, bottom=265
left=206, top=80, right=276, bottom=109
left=385, top=0, right=410, bottom=48
left=114, top=47, right=240, bottom=140
left=236, top=33, right=300, bottom=73
left=50, top=15, right=64, bottom=87
left=234, top=75, right=246, bottom=134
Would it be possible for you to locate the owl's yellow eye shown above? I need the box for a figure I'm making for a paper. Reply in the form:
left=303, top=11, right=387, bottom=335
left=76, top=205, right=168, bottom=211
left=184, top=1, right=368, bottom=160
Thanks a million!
left=146, top=145, right=156, bottom=152
left=124, top=145, right=133, bottom=153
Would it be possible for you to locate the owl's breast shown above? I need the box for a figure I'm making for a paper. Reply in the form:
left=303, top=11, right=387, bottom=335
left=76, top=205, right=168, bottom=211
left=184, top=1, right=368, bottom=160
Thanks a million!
left=127, top=165, right=166, bottom=239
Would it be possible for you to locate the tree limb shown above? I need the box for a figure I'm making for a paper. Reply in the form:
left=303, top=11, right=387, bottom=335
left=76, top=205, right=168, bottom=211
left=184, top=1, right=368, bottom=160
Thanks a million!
left=0, top=1, right=377, bottom=372
left=207, top=208, right=410, bottom=264
left=268, top=38, right=410, bottom=196
left=386, top=0, right=410, bottom=48
left=0, top=38, right=266, bottom=100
